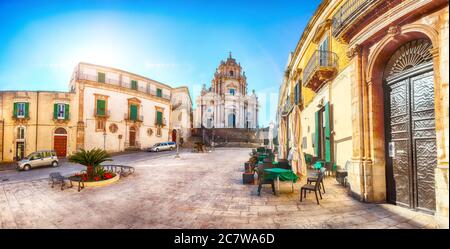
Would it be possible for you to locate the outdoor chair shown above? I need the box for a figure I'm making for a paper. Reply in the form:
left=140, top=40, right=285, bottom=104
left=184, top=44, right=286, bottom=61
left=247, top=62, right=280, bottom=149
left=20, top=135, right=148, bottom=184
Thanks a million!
left=257, top=162, right=275, bottom=196
left=307, top=167, right=326, bottom=193
left=300, top=168, right=325, bottom=204
left=336, top=161, right=350, bottom=187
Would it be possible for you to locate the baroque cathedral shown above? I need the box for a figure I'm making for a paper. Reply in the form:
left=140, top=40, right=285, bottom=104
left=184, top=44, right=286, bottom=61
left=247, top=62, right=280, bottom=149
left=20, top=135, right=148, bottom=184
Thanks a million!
left=194, top=53, right=258, bottom=129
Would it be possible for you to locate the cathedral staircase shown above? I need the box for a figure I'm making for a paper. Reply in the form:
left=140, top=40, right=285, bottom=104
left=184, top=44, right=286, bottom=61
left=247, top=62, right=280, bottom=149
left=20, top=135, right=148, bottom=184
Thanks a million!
left=189, top=128, right=261, bottom=148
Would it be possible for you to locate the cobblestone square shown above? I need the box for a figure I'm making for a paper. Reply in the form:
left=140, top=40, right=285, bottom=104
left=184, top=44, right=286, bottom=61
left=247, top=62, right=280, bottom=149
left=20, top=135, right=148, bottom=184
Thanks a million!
left=0, top=148, right=439, bottom=229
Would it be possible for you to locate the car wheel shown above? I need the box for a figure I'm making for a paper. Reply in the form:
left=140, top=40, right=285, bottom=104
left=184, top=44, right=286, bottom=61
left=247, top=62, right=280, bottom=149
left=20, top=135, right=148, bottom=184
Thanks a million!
left=170, top=147, right=174, bottom=151
left=52, top=161, right=58, bottom=167
left=23, top=164, right=31, bottom=171
left=155, top=148, right=159, bottom=152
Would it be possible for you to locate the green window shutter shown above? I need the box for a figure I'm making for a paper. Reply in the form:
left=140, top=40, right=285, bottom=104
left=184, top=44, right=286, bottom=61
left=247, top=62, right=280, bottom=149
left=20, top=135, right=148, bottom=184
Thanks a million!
left=157, top=111, right=163, bottom=125
left=53, top=104, right=58, bottom=119
left=314, top=110, right=320, bottom=158
left=98, top=72, right=105, bottom=83
left=65, top=104, right=70, bottom=120
left=324, top=102, right=332, bottom=163
left=97, top=100, right=105, bottom=116
left=130, top=105, right=138, bottom=120
left=156, top=88, right=162, bottom=97
left=25, top=103, right=29, bottom=118
left=13, top=103, right=18, bottom=117
left=131, top=80, right=137, bottom=90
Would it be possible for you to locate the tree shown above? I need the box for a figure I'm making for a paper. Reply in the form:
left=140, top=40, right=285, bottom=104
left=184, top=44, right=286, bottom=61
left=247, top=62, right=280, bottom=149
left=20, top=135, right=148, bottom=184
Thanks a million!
left=68, top=148, right=112, bottom=179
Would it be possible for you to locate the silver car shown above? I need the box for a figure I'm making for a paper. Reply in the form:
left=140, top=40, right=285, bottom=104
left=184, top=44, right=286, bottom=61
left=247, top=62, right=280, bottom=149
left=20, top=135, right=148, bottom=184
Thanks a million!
left=148, top=142, right=176, bottom=152
left=17, top=150, right=59, bottom=171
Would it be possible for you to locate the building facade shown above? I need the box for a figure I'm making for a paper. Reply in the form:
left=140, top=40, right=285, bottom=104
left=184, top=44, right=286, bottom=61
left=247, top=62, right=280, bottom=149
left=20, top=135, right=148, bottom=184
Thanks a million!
left=0, top=91, right=78, bottom=162
left=0, top=62, right=192, bottom=162
left=170, top=86, right=193, bottom=143
left=277, top=0, right=449, bottom=228
left=194, top=53, right=258, bottom=129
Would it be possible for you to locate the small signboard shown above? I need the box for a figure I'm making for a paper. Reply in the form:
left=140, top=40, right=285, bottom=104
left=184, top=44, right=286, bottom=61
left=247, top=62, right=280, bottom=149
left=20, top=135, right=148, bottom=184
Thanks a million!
left=388, top=142, right=395, bottom=158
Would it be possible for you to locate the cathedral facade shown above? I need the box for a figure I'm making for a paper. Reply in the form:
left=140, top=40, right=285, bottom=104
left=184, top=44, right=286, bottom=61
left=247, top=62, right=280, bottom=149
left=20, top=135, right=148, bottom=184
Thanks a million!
left=194, top=53, right=258, bottom=129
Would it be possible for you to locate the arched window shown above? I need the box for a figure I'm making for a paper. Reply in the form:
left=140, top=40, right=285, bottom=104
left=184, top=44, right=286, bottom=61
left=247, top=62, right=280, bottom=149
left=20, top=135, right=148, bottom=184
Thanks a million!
left=229, top=70, right=234, bottom=76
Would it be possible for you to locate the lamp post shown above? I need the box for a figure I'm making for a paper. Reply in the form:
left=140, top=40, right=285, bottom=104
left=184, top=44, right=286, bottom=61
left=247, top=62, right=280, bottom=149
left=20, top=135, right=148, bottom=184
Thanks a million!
left=175, top=129, right=181, bottom=159
left=103, top=130, right=107, bottom=150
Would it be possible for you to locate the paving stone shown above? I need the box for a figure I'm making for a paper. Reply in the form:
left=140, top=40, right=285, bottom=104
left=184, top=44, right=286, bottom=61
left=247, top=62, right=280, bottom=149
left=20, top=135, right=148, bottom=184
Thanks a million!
left=0, top=149, right=439, bottom=229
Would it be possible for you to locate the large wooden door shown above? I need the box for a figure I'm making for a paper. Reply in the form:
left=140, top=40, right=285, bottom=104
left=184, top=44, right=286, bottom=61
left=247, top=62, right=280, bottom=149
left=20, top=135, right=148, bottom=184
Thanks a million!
left=54, top=136, right=67, bottom=157
left=54, top=128, right=67, bottom=157
left=385, top=64, right=436, bottom=213
left=16, top=142, right=25, bottom=160
left=129, top=128, right=136, bottom=147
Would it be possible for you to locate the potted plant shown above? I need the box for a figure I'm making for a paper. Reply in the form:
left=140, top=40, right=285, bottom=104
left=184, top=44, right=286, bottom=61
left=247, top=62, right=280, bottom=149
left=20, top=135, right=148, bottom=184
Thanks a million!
left=68, top=148, right=112, bottom=181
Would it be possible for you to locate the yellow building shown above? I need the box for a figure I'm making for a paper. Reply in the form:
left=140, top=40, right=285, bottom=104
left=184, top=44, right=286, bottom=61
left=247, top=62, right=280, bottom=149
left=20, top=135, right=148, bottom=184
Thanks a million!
left=0, top=91, right=78, bottom=162
left=277, top=0, right=449, bottom=228
left=0, top=62, right=192, bottom=162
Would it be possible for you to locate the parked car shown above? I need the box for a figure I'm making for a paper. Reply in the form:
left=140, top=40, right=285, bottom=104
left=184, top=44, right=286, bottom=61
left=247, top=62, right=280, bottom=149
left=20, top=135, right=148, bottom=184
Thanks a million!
left=17, top=150, right=59, bottom=171
left=147, top=142, right=176, bottom=152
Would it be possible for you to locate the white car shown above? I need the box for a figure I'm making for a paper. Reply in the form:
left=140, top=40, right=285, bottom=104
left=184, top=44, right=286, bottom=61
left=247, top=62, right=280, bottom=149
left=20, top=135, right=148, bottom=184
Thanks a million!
left=148, top=142, right=176, bottom=152
left=17, top=150, right=59, bottom=171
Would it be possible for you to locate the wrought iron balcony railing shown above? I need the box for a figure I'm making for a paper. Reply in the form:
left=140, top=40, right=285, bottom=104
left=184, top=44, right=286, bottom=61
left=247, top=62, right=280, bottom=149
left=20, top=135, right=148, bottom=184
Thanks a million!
left=94, top=109, right=111, bottom=118
left=77, top=73, right=171, bottom=101
left=124, top=113, right=144, bottom=122
left=332, top=0, right=383, bottom=39
left=303, top=50, right=338, bottom=91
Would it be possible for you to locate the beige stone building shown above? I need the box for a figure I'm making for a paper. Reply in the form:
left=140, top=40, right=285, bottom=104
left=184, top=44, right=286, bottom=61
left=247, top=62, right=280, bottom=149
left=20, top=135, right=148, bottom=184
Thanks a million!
left=0, top=91, right=78, bottom=162
left=277, top=0, right=449, bottom=228
left=0, top=62, right=192, bottom=162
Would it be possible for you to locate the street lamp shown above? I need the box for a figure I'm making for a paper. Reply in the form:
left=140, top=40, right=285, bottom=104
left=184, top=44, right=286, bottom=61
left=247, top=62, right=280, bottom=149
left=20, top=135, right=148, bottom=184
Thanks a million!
left=103, top=130, right=107, bottom=150
left=175, top=129, right=181, bottom=159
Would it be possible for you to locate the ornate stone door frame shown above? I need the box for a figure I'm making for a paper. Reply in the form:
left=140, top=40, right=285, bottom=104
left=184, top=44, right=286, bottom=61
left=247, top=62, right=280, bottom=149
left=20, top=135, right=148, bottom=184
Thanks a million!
left=349, top=23, right=447, bottom=224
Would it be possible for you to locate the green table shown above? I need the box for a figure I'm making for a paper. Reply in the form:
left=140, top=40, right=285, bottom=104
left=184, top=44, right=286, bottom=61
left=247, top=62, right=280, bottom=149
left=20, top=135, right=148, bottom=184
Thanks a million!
left=264, top=168, right=298, bottom=195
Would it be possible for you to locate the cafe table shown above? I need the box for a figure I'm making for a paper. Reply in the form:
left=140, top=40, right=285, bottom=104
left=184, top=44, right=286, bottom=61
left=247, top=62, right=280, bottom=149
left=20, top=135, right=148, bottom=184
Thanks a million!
left=263, top=168, right=298, bottom=195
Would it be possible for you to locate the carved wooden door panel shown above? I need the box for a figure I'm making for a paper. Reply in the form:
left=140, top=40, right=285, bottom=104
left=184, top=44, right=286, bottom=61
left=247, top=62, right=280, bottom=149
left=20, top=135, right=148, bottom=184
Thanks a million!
left=386, top=78, right=412, bottom=208
left=410, top=71, right=436, bottom=212
left=384, top=39, right=436, bottom=213
left=385, top=68, right=436, bottom=213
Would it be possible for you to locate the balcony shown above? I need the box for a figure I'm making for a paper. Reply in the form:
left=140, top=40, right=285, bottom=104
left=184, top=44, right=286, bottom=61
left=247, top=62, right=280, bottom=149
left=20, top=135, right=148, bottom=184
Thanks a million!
left=303, top=50, right=338, bottom=92
left=94, top=110, right=111, bottom=118
left=76, top=73, right=171, bottom=101
left=332, top=0, right=384, bottom=41
left=281, top=95, right=294, bottom=117
left=155, top=119, right=167, bottom=127
left=124, top=113, right=143, bottom=122
left=53, top=114, right=70, bottom=123
left=149, top=89, right=171, bottom=101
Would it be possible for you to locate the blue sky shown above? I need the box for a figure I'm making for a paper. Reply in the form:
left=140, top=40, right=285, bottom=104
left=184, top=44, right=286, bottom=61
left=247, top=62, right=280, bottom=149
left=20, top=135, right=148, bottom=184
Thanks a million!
left=0, top=0, right=321, bottom=127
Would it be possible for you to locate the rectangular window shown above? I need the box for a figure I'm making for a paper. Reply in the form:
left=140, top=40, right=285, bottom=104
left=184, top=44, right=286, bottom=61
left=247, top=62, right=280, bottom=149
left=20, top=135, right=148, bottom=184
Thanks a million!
left=156, top=111, right=163, bottom=125
left=130, top=104, right=138, bottom=120
left=156, top=88, right=163, bottom=98
left=98, top=72, right=106, bottom=83
left=17, top=127, right=25, bottom=139
left=229, top=89, right=235, bottom=95
left=96, top=119, right=105, bottom=131
left=96, top=99, right=106, bottom=116
left=294, top=84, right=299, bottom=105
left=131, top=80, right=138, bottom=90
left=16, top=103, right=26, bottom=118
left=319, top=36, right=329, bottom=66
left=56, top=103, right=66, bottom=119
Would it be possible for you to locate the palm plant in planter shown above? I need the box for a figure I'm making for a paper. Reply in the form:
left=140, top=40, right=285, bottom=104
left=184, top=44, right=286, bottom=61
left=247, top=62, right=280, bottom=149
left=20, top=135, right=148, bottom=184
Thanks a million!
left=68, top=148, right=112, bottom=180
